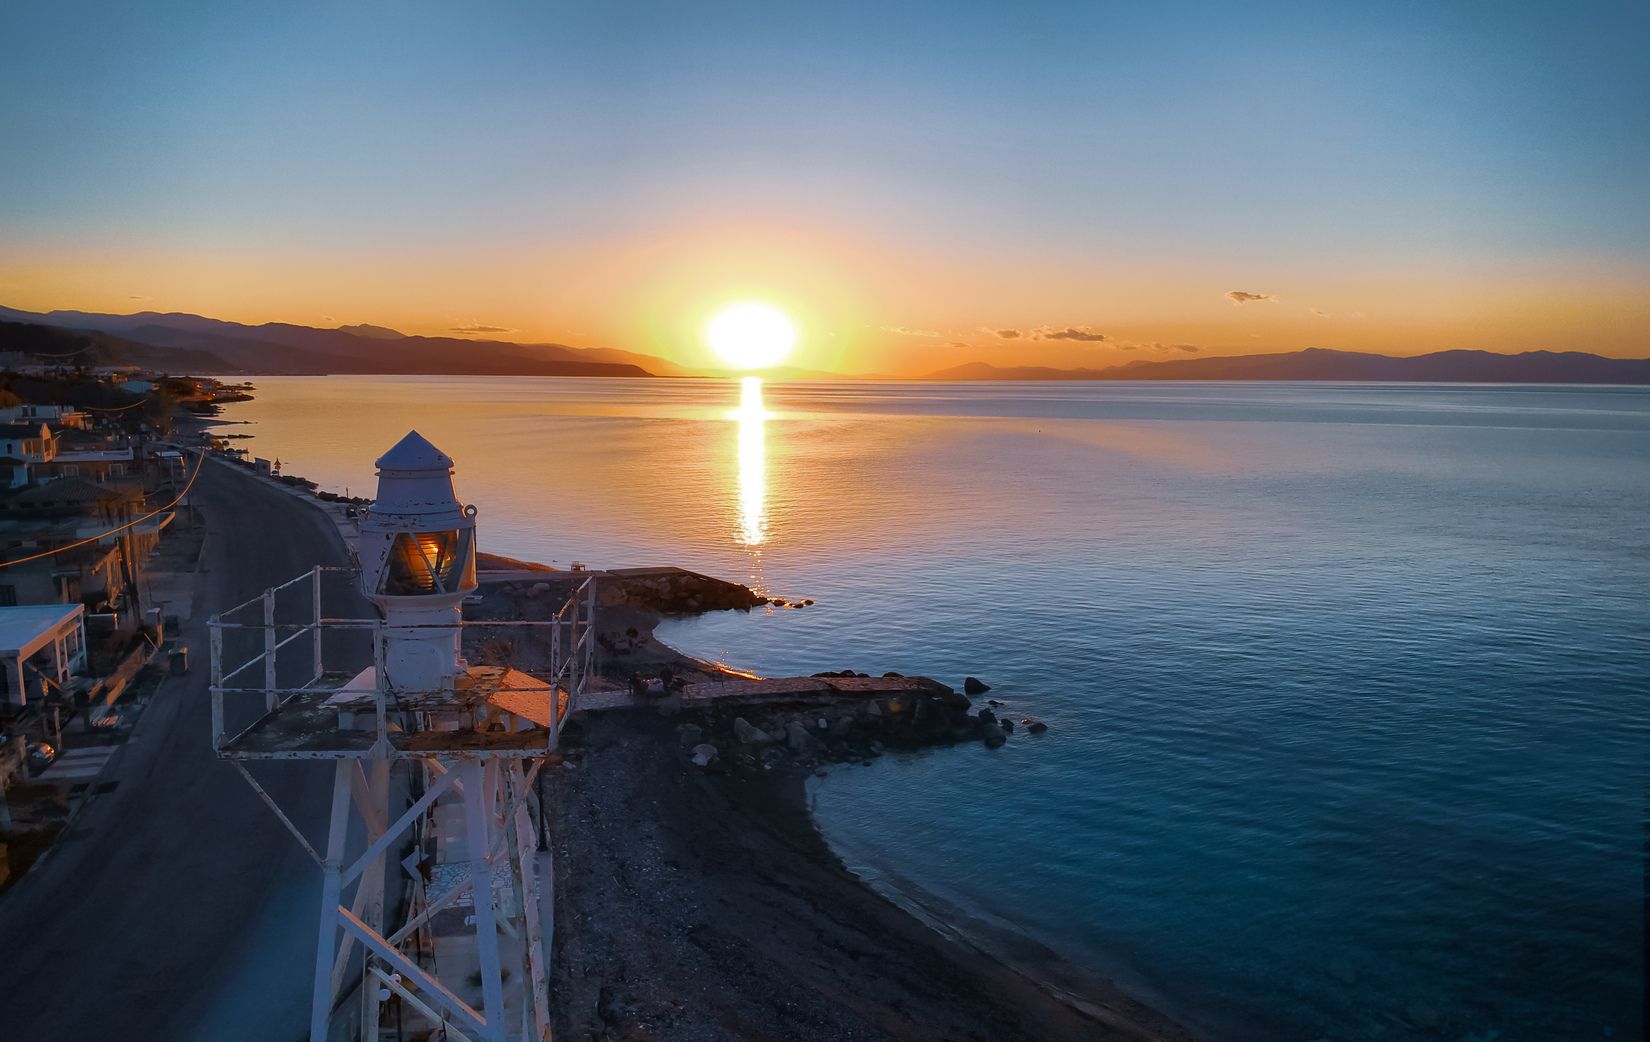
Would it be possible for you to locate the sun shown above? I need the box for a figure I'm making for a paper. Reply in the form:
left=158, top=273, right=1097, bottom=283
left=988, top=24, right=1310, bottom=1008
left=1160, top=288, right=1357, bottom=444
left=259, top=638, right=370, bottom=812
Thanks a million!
left=706, top=302, right=796, bottom=370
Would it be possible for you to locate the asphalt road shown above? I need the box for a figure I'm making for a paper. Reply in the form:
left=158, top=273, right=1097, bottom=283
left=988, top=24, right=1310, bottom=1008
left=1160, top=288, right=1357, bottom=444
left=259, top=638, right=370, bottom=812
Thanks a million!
left=0, top=462, right=369, bottom=1042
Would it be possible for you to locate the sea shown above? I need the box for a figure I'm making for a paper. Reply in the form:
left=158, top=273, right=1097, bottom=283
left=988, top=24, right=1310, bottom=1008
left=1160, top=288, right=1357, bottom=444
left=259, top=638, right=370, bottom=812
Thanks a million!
left=219, top=376, right=1649, bottom=1041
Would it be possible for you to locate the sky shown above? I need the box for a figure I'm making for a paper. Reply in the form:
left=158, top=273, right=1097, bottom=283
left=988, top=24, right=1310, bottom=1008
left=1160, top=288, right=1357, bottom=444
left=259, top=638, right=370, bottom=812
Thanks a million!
left=1, top=0, right=1646, bottom=375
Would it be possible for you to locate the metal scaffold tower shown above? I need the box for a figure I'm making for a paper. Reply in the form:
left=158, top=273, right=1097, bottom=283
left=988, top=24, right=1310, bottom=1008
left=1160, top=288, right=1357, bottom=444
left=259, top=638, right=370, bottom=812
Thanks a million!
left=210, top=431, right=594, bottom=1042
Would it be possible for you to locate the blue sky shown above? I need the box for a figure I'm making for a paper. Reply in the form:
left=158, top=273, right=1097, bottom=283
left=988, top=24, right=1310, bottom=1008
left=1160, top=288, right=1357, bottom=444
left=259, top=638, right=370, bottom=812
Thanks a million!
left=2, top=1, right=1645, bottom=366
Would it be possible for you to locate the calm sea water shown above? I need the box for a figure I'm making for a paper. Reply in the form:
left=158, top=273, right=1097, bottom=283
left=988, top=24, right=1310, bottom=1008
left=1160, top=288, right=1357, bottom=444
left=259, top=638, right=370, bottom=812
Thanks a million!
left=222, top=377, right=1649, bottom=1041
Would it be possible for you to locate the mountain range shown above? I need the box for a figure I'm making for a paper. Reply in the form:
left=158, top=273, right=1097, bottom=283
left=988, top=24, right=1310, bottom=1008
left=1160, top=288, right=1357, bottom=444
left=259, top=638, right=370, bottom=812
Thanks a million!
left=3, top=304, right=1646, bottom=384
left=0, top=304, right=687, bottom=378
left=925, top=348, right=1650, bottom=384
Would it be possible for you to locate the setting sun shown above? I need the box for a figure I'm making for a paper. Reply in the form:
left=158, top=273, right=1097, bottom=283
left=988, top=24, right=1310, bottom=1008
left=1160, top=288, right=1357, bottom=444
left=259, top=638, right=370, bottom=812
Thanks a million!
left=706, top=302, right=796, bottom=370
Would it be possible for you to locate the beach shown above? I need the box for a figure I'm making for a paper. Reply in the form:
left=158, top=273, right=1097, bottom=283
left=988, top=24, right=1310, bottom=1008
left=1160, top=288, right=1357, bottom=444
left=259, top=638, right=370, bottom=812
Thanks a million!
left=546, top=709, right=1195, bottom=1042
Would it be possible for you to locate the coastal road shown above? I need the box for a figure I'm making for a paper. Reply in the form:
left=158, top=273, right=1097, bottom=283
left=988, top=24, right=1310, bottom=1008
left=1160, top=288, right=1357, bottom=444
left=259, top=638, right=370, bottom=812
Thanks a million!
left=0, top=462, right=368, bottom=1042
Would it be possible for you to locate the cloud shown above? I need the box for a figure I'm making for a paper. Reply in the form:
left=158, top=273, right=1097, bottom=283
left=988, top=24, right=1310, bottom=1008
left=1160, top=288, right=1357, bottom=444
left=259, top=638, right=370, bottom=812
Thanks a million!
left=1033, top=326, right=1107, bottom=342
left=978, top=326, right=1023, bottom=339
left=1309, top=308, right=1330, bottom=318
left=880, top=325, right=943, bottom=338
left=321, top=315, right=337, bottom=324
left=128, top=294, right=151, bottom=300
left=979, top=325, right=1111, bottom=342
left=450, top=324, right=516, bottom=335
left=946, top=341, right=972, bottom=349
left=1225, top=290, right=1277, bottom=305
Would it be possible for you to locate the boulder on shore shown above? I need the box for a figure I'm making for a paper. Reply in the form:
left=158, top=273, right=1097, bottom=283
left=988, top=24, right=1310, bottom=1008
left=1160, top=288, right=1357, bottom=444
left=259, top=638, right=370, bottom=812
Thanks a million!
left=787, top=720, right=824, bottom=755
left=963, top=676, right=991, bottom=695
left=734, top=717, right=775, bottom=745
left=980, top=722, right=1007, bottom=748
left=690, top=744, right=719, bottom=768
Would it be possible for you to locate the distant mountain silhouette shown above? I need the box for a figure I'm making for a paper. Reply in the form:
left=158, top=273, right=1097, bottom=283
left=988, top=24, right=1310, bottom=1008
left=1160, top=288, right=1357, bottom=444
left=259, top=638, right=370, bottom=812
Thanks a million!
left=335, top=323, right=405, bottom=339
left=926, top=348, right=1650, bottom=384
left=0, top=304, right=679, bottom=378
left=0, top=320, right=238, bottom=372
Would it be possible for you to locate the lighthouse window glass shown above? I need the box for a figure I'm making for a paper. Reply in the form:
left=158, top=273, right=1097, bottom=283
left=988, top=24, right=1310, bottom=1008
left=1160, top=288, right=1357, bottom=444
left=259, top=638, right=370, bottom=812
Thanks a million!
left=382, top=530, right=466, bottom=595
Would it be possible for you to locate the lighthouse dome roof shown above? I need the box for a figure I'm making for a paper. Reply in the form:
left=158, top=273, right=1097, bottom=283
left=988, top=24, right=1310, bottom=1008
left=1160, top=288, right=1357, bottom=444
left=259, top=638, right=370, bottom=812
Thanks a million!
left=376, top=430, right=453, bottom=472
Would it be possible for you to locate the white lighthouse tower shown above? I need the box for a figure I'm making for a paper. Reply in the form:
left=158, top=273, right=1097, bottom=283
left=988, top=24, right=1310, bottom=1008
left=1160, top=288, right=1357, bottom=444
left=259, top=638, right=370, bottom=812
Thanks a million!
left=358, top=430, right=477, bottom=694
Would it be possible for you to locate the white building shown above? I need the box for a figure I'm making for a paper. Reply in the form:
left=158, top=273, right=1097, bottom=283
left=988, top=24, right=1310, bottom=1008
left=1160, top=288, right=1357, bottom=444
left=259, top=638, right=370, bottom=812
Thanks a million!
left=0, top=404, right=91, bottom=430
left=0, top=603, right=88, bottom=707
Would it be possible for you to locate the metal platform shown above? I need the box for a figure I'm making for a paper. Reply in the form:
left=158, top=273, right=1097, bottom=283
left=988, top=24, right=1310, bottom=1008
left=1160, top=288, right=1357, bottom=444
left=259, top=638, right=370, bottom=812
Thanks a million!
left=209, top=566, right=593, bottom=761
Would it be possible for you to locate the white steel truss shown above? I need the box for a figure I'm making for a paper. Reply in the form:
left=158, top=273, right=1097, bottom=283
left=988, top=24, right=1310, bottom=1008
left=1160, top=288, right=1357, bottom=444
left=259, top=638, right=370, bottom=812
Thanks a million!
left=209, top=566, right=593, bottom=1042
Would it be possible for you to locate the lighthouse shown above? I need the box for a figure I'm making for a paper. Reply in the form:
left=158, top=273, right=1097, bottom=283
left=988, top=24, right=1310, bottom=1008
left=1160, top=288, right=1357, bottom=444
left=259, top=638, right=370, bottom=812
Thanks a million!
left=358, top=430, right=477, bottom=693
left=208, top=430, right=594, bottom=1042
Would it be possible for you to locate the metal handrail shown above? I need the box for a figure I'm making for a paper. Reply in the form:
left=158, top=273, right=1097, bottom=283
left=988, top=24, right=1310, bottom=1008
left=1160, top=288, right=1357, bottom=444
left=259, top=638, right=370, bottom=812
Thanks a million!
left=210, top=569, right=596, bottom=757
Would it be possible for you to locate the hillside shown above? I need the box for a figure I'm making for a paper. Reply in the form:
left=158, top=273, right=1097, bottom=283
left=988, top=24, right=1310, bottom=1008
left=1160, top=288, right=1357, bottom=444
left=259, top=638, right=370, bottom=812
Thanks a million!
left=0, top=305, right=675, bottom=378
left=926, top=348, right=1650, bottom=384
left=0, top=320, right=239, bottom=373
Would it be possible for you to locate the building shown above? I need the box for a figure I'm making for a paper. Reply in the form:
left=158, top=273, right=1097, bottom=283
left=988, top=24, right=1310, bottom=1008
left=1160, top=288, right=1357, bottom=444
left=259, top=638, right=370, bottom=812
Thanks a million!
left=0, top=404, right=91, bottom=430
left=0, top=423, right=59, bottom=465
left=0, top=480, right=156, bottom=617
left=0, top=603, right=88, bottom=707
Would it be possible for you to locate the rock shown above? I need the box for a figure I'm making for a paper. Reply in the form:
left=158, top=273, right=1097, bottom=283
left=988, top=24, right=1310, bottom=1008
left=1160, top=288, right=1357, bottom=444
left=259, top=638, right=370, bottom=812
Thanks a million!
left=733, top=717, right=774, bottom=745
left=813, top=767, right=829, bottom=777
left=529, top=582, right=550, bottom=595
left=787, top=720, right=824, bottom=754
left=690, top=744, right=719, bottom=768
left=963, top=676, right=991, bottom=695
left=1026, top=720, right=1048, bottom=734
left=678, top=723, right=704, bottom=746
left=976, top=708, right=997, bottom=726
left=801, top=598, right=814, bottom=606
left=987, top=698, right=1003, bottom=707
left=1000, top=718, right=1014, bottom=733
left=981, top=722, right=1007, bottom=748
left=869, top=740, right=884, bottom=754
left=816, top=717, right=829, bottom=730
left=863, top=699, right=882, bottom=718
left=882, top=671, right=904, bottom=678
left=827, top=716, right=853, bottom=739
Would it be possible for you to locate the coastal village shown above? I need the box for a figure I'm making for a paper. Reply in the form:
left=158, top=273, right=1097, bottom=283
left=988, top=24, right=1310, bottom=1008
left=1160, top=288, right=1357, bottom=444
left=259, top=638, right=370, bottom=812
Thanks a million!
left=0, top=358, right=265, bottom=882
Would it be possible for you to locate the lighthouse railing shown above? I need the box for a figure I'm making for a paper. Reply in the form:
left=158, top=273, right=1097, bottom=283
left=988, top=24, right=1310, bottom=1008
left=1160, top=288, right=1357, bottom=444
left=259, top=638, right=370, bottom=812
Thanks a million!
left=208, top=567, right=597, bottom=758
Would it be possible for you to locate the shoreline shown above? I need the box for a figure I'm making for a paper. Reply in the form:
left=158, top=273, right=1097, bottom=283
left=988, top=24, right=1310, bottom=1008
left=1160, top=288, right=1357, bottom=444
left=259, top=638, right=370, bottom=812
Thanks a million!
left=474, top=566, right=1203, bottom=1040
left=548, top=711, right=1199, bottom=1042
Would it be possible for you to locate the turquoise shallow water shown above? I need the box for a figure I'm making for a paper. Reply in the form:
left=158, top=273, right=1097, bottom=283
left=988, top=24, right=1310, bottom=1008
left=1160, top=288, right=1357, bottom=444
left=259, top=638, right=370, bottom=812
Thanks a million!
left=225, top=378, right=1650, bottom=1041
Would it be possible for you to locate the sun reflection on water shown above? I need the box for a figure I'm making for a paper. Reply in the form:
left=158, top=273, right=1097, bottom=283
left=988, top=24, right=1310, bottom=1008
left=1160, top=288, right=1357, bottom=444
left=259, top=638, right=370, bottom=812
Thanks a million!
left=733, top=376, right=769, bottom=546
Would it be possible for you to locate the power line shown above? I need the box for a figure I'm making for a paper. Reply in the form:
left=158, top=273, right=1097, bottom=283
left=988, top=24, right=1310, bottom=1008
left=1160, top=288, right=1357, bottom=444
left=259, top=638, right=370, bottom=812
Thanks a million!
left=0, top=448, right=205, bottom=570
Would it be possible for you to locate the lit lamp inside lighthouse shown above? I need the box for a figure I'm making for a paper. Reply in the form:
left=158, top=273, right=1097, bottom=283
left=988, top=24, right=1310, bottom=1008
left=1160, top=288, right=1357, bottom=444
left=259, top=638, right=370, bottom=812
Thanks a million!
left=359, top=431, right=478, bottom=693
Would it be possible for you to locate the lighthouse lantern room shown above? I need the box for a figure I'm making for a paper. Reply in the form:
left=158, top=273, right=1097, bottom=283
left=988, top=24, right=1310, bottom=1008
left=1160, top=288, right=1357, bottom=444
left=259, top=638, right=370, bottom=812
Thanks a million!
left=358, top=430, right=478, bottom=693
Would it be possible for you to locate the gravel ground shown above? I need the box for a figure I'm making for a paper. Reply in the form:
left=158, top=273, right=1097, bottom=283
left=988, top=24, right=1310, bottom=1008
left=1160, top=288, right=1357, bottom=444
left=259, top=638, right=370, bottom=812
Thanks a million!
left=547, top=711, right=1199, bottom=1042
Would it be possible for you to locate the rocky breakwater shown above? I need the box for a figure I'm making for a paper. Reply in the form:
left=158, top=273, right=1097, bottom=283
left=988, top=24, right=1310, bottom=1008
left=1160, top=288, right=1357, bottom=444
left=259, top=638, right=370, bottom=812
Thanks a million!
left=672, top=672, right=1027, bottom=775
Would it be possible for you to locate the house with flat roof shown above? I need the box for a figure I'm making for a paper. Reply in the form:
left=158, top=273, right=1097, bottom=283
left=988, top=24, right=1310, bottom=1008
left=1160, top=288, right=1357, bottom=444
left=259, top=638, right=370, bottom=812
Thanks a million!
left=0, top=603, right=87, bottom=708
left=0, top=404, right=91, bottom=430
